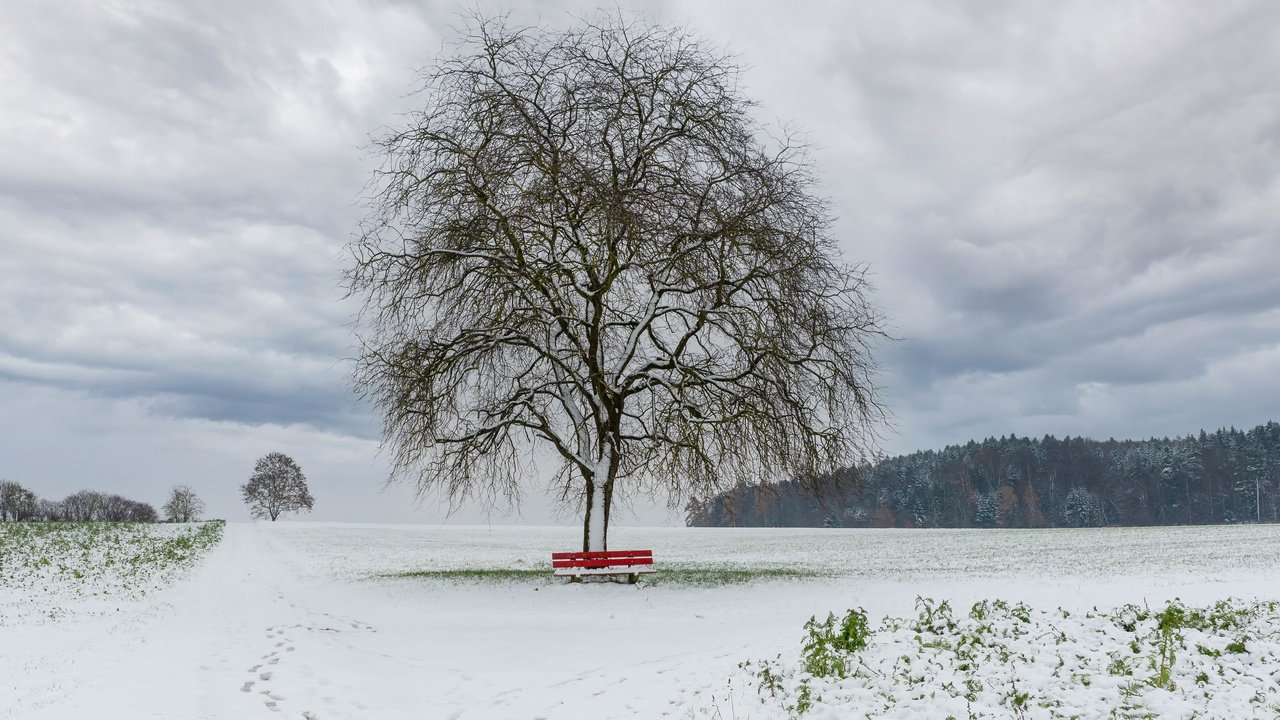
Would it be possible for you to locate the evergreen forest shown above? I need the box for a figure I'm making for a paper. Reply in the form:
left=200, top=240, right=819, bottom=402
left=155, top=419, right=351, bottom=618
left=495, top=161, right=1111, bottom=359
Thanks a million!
left=685, top=422, right=1280, bottom=529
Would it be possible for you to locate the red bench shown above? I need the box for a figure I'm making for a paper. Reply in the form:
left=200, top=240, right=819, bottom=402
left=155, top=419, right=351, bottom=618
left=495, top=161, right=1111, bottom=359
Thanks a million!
left=551, top=549, right=655, bottom=583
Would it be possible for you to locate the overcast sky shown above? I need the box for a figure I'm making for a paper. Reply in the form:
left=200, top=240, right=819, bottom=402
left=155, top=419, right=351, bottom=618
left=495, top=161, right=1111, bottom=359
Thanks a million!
left=2, top=0, right=1277, bottom=525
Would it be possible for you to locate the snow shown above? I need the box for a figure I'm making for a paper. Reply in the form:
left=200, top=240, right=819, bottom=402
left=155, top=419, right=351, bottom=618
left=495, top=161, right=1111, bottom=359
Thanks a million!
left=731, top=599, right=1280, bottom=718
left=4, top=522, right=1280, bottom=719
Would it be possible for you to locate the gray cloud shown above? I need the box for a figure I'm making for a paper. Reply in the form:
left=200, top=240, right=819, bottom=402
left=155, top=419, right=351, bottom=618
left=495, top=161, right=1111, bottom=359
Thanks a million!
left=654, top=0, right=1280, bottom=455
left=1, top=0, right=1277, bottom=521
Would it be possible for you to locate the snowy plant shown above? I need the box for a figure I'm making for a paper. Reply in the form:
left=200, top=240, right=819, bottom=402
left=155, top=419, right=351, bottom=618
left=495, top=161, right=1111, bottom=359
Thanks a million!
left=741, top=597, right=1280, bottom=718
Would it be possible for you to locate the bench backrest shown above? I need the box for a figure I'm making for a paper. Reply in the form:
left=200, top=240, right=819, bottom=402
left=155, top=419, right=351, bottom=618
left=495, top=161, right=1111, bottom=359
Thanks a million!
left=551, top=549, right=654, bottom=569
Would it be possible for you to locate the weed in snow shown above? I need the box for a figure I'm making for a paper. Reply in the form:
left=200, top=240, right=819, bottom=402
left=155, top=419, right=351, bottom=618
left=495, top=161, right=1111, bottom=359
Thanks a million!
left=0, top=520, right=224, bottom=623
left=740, top=597, right=1280, bottom=718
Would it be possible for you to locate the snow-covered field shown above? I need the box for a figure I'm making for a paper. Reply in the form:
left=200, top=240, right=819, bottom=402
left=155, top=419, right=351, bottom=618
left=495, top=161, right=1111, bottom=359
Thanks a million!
left=0, top=521, right=223, bottom=624
left=4, top=522, right=1280, bottom=719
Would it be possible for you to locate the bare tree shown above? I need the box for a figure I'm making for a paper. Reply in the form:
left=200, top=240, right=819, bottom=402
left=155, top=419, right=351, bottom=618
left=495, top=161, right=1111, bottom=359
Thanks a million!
left=348, top=13, right=885, bottom=551
left=61, top=490, right=105, bottom=522
left=99, top=493, right=131, bottom=522
left=35, top=498, right=63, bottom=522
left=57, top=490, right=156, bottom=522
left=3, top=487, right=156, bottom=523
left=163, top=485, right=206, bottom=523
left=125, top=500, right=159, bottom=523
left=241, top=452, right=314, bottom=521
left=0, top=480, right=36, bottom=521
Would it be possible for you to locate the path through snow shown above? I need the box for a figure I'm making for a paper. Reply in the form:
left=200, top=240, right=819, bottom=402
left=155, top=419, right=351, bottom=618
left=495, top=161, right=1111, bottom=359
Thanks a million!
left=11, top=523, right=765, bottom=718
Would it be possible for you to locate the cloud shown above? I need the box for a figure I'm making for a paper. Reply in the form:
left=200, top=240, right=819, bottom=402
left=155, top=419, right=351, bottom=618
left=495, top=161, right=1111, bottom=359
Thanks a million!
left=0, top=0, right=1277, bottom=520
left=665, top=0, right=1280, bottom=453
left=0, top=0, right=421, bottom=433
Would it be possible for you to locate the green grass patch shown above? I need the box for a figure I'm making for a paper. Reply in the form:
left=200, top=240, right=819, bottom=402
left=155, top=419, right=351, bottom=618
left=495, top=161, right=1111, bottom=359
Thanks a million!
left=383, top=565, right=825, bottom=586
left=652, top=567, right=824, bottom=586
left=390, top=568, right=548, bottom=582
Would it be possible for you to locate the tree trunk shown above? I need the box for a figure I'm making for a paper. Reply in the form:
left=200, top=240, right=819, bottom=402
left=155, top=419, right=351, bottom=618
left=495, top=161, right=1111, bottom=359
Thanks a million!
left=602, top=476, right=614, bottom=550
left=580, top=444, right=617, bottom=552
left=585, top=481, right=605, bottom=551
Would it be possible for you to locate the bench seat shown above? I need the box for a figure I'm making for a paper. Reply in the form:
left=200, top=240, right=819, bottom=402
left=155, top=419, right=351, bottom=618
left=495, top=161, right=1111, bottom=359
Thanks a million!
left=552, top=549, right=655, bottom=583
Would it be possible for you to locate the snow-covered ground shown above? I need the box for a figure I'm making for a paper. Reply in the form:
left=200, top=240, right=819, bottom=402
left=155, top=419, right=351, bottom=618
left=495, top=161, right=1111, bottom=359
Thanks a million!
left=4, top=522, right=1280, bottom=719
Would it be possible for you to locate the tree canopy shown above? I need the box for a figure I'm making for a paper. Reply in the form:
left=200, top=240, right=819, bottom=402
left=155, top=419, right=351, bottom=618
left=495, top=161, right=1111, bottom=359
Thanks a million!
left=348, top=13, right=885, bottom=550
left=688, top=422, right=1280, bottom=529
left=163, top=485, right=205, bottom=523
left=241, top=452, right=314, bottom=522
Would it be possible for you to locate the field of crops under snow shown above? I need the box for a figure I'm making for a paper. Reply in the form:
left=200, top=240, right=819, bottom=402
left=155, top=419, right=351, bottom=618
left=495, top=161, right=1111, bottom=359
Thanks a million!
left=3, top=521, right=1280, bottom=719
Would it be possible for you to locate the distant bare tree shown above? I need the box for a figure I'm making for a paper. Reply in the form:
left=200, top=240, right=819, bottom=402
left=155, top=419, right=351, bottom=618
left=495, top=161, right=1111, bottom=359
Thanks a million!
left=119, top=498, right=159, bottom=523
left=162, top=485, right=205, bottom=523
left=99, top=493, right=131, bottom=522
left=35, top=498, right=63, bottom=522
left=0, top=480, right=36, bottom=521
left=348, top=13, right=885, bottom=551
left=57, top=490, right=156, bottom=522
left=60, top=490, right=105, bottom=522
left=241, top=452, right=314, bottom=521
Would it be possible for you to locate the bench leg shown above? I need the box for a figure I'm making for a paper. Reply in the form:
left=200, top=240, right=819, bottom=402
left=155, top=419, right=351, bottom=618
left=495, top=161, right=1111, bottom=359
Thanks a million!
left=628, top=573, right=638, bottom=584
left=571, top=574, right=582, bottom=583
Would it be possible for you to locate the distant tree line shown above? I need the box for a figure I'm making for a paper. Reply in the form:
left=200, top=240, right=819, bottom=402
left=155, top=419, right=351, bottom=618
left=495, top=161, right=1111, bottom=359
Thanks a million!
left=0, top=481, right=206, bottom=523
left=1, top=451, right=316, bottom=524
left=686, top=422, right=1280, bottom=529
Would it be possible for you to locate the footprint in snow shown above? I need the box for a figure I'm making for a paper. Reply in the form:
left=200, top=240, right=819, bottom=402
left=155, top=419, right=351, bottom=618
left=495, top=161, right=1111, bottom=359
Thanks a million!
left=241, top=681, right=255, bottom=692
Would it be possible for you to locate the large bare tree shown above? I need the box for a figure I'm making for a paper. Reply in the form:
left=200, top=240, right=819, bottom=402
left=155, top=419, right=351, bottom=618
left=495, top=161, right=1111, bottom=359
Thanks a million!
left=348, top=13, right=885, bottom=551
